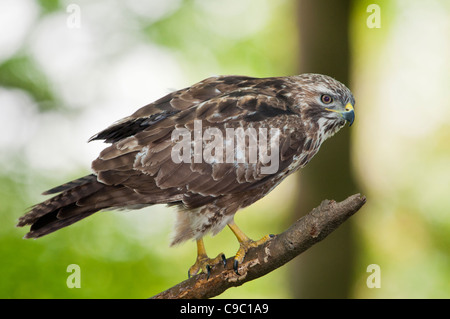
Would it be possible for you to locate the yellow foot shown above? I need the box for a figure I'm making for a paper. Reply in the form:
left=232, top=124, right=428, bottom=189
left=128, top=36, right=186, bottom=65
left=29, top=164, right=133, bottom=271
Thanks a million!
left=232, top=234, right=274, bottom=275
left=188, top=253, right=226, bottom=279
left=188, top=239, right=226, bottom=279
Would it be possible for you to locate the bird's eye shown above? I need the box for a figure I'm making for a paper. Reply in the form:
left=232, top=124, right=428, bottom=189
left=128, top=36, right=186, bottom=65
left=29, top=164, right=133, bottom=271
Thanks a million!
left=321, top=94, right=333, bottom=104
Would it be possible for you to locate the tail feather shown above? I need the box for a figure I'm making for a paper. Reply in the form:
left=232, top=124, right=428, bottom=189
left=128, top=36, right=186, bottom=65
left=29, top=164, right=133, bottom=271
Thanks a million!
left=25, top=206, right=97, bottom=239
left=18, top=174, right=183, bottom=239
left=17, top=175, right=108, bottom=238
left=17, top=175, right=104, bottom=228
left=42, top=174, right=98, bottom=195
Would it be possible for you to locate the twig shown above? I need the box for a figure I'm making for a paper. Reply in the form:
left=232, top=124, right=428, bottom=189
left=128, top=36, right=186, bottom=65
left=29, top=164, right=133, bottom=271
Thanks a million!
left=151, top=193, right=366, bottom=299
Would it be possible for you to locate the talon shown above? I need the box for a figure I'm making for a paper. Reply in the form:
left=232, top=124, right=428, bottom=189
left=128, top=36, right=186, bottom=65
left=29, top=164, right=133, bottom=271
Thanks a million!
left=233, top=259, right=240, bottom=275
left=187, top=264, right=200, bottom=279
left=206, top=264, right=211, bottom=280
left=221, top=254, right=227, bottom=267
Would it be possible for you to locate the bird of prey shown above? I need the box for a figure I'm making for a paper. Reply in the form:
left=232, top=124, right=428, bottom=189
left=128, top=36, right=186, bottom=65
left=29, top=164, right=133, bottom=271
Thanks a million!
left=17, top=73, right=355, bottom=278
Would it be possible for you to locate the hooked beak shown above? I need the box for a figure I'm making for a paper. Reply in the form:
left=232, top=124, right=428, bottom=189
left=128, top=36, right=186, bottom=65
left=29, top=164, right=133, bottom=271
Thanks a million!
left=325, top=103, right=355, bottom=126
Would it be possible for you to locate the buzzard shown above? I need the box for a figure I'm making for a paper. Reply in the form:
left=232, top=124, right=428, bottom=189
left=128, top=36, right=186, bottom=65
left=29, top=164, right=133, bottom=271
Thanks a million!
left=17, top=74, right=355, bottom=277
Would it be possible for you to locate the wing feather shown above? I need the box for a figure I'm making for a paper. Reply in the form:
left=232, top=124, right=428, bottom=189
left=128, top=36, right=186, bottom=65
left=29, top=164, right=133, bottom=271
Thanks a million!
left=89, top=75, right=306, bottom=205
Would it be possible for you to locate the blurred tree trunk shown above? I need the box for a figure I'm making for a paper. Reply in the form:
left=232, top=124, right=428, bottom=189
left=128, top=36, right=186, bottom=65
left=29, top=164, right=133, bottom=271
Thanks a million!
left=290, top=0, right=357, bottom=298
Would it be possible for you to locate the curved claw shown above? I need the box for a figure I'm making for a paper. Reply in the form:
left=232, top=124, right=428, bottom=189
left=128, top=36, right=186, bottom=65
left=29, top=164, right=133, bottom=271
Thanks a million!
left=233, top=259, right=240, bottom=275
left=206, top=264, right=211, bottom=280
left=221, top=254, right=227, bottom=267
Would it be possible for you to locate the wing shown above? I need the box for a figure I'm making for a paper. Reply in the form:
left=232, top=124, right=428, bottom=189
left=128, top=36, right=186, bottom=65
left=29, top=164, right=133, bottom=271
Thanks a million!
left=89, top=75, right=257, bottom=143
left=90, top=76, right=308, bottom=209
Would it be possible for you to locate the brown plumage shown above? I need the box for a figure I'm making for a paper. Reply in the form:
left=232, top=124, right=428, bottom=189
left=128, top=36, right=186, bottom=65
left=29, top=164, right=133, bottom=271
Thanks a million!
left=17, top=73, right=355, bottom=276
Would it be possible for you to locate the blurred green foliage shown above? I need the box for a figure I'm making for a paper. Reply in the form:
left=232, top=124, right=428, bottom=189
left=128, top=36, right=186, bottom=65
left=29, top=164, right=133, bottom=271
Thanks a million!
left=142, top=0, right=299, bottom=78
left=350, top=0, right=450, bottom=298
left=0, top=55, right=59, bottom=112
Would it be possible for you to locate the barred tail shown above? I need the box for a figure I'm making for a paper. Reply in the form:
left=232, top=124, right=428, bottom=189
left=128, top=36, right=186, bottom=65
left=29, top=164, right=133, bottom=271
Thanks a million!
left=17, top=174, right=146, bottom=239
left=17, top=173, right=182, bottom=239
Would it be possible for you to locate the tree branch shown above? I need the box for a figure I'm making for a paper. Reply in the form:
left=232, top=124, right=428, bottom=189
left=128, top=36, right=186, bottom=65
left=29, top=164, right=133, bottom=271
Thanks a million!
left=150, top=193, right=366, bottom=299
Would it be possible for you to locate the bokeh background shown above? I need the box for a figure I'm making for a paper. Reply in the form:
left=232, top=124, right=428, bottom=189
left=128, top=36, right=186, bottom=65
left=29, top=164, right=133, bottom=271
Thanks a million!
left=1, top=0, right=449, bottom=298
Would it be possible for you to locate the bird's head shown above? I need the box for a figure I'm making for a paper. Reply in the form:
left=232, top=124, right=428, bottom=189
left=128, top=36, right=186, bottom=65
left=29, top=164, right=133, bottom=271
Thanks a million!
left=294, top=73, right=355, bottom=139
